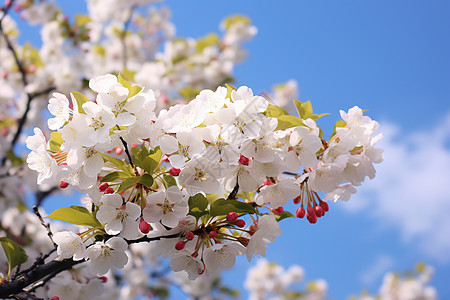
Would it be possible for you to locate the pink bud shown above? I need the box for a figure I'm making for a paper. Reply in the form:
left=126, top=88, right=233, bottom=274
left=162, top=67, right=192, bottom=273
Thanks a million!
left=50, top=297, right=60, bottom=300
left=296, top=206, right=305, bottom=218
left=293, top=196, right=301, bottom=204
left=59, top=181, right=69, bottom=189
left=226, top=212, right=238, bottom=223
left=104, top=187, right=114, bottom=194
left=131, top=143, right=138, bottom=148
left=320, top=201, right=329, bottom=212
left=235, top=219, right=245, bottom=228
left=272, top=207, right=284, bottom=215
left=175, top=241, right=185, bottom=251
left=98, top=182, right=109, bottom=192
left=169, top=167, right=181, bottom=176
left=209, top=231, right=217, bottom=238
left=307, top=205, right=314, bottom=216
left=115, top=147, right=123, bottom=155
left=139, top=220, right=150, bottom=234
left=307, top=212, right=317, bottom=224
left=239, top=155, right=250, bottom=166
left=263, top=178, right=274, bottom=186
left=186, top=231, right=194, bottom=241
left=315, top=205, right=324, bottom=218
left=28, top=64, right=36, bottom=72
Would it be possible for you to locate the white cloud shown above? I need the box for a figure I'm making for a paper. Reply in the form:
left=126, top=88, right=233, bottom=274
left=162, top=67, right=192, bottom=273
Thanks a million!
left=360, top=255, right=394, bottom=285
left=342, top=114, right=450, bottom=263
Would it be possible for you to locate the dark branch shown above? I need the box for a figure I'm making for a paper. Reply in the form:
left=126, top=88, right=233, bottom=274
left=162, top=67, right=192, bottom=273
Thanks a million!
left=227, top=177, right=239, bottom=200
left=0, top=233, right=180, bottom=298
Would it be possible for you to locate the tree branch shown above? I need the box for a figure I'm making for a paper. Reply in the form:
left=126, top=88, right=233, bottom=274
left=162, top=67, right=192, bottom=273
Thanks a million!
left=0, top=233, right=180, bottom=298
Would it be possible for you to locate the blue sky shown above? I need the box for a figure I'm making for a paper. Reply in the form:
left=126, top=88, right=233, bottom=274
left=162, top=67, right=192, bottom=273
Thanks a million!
left=14, top=0, right=450, bottom=298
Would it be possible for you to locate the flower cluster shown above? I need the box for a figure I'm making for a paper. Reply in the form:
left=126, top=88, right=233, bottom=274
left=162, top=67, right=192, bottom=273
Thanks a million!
left=25, top=73, right=383, bottom=281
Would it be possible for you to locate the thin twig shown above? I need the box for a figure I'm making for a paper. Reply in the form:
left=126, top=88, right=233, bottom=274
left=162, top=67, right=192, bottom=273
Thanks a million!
left=32, top=206, right=56, bottom=247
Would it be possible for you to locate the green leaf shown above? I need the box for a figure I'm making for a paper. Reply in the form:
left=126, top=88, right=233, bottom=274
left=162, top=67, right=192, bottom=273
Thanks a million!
left=100, top=171, right=122, bottom=183
left=179, top=86, right=201, bottom=101
left=196, top=33, right=219, bottom=53
left=275, top=211, right=295, bottom=222
left=330, top=120, right=347, bottom=139
left=293, top=100, right=313, bottom=119
left=100, top=153, right=133, bottom=176
left=142, top=147, right=162, bottom=174
left=117, top=73, right=142, bottom=99
left=49, top=131, right=64, bottom=152
left=74, top=14, right=91, bottom=27
left=222, top=15, right=251, bottom=30
left=264, top=104, right=289, bottom=118
left=45, top=205, right=101, bottom=227
left=0, top=237, right=28, bottom=279
left=209, top=199, right=256, bottom=217
left=70, top=92, right=90, bottom=114
left=275, top=115, right=304, bottom=130
left=163, top=174, right=177, bottom=188
left=188, top=194, right=209, bottom=220
left=117, top=176, right=141, bottom=194
left=138, top=174, right=154, bottom=188
left=225, top=83, right=236, bottom=100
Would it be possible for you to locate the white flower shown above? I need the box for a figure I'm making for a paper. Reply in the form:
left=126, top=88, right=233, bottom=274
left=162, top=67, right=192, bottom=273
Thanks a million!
left=86, top=237, right=129, bottom=275
left=82, top=101, right=115, bottom=144
left=48, top=92, right=70, bottom=130
left=285, top=126, right=322, bottom=172
left=203, top=242, right=244, bottom=273
left=169, top=253, right=204, bottom=280
left=246, top=214, right=281, bottom=262
left=178, top=156, right=220, bottom=196
left=143, top=186, right=188, bottom=228
left=53, top=231, right=86, bottom=260
left=97, top=194, right=141, bottom=239
left=26, top=145, right=58, bottom=185
left=255, top=178, right=298, bottom=208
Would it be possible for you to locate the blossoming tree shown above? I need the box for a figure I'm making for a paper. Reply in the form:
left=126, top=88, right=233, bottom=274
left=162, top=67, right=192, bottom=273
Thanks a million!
left=0, top=0, right=412, bottom=299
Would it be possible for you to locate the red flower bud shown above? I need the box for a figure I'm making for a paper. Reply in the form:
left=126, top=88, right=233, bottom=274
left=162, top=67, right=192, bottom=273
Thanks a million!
left=98, top=276, right=108, bottom=283
left=226, top=212, right=238, bottom=223
left=320, top=201, right=329, bottom=212
left=59, top=181, right=69, bottom=189
left=175, top=241, right=186, bottom=250
left=98, top=182, right=109, bottom=192
left=139, top=220, right=150, bottom=234
left=186, top=231, right=194, bottom=240
left=296, top=206, right=305, bottom=218
left=209, top=231, right=217, bottom=238
left=169, top=167, right=181, bottom=176
left=104, top=187, right=114, bottom=194
left=293, top=196, right=301, bottom=204
left=239, top=155, right=250, bottom=166
left=272, top=207, right=284, bottom=215
left=235, top=219, right=246, bottom=228
left=315, top=205, right=324, bottom=218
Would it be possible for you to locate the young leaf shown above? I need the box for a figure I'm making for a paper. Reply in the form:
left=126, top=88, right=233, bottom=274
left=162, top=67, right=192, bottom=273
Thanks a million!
left=117, top=176, right=141, bottom=194
left=0, top=237, right=28, bottom=279
left=163, top=174, right=177, bottom=188
left=100, top=171, right=122, bottom=183
left=70, top=92, right=90, bottom=114
left=100, top=153, right=133, bottom=176
left=264, top=104, right=289, bottom=118
left=138, top=174, right=154, bottom=188
left=45, top=205, right=102, bottom=227
left=141, top=147, right=162, bottom=174
left=275, top=211, right=295, bottom=222
left=275, top=115, right=304, bottom=130
left=293, top=100, right=313, bottom=119
left=225, top=83, right=236, bottom=100
left=49, top=131, right=64, bottom=153
left=209, top=199, right=256, bottom=217
left=188, top=194, right=209, bottom=220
